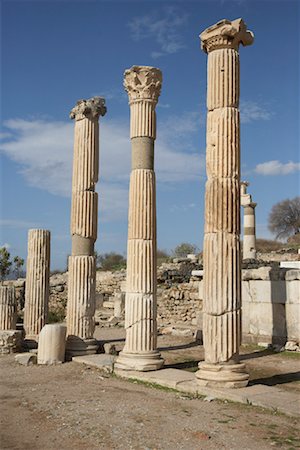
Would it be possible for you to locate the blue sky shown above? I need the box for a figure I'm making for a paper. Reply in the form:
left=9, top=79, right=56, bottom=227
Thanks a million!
left=0, top=0, right=299, bottom=270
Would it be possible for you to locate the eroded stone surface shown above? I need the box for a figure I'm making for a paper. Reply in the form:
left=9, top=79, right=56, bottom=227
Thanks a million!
left=115, top=66, right=163, bottom=371
left=66, top=96, right=106, bottom=358
left=24, top=229, right=50, bottom=342
left=196, top=19, right=253, bottom=388
left=0, top=330, right=22, bottom=354
left=38, top=324, right=67, bottom=365
left=0, top=286, right=17, bottom=331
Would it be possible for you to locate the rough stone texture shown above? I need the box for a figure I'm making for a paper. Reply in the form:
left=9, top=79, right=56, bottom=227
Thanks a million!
left=66, top=256, right=98, bottom=358
left=0, top=330, right=22, bottom=354
left=15, top=352, right=37, bottom=365
left=157, top=281, right=201, bottom=326
left=66, top=96, right=106, bottom=358
left=196, top=19, right=253, bottom=388
left=115, top=66, right=164, bottom=372
left=37, top=324, right=67, bottom=365
left=24, top=229, right=50, bottom=342
left=0, top=286, right=17, bottom=330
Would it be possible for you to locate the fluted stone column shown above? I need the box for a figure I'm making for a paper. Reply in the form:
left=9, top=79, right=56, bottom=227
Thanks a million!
left=241, top=181, right=257, bottom=259
left=24, top=229, right=50, bottom=346
left=0, top=286, right=16, bottom=330
left=66, top=97, right=106, bottom=358
left=196, top=19, right=254, bottom=387
left=115, top=66, right=164, bottom=371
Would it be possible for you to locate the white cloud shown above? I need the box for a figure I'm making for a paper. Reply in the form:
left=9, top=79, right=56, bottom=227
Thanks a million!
left=0, top=113, right=204, bottom=221
left=255, top=160, right=300, bottom=176
left=0, top=219, right=40, bottom=229
left=240, top=100, right=272, bottom=123
left=128, top=7, right=188, bottom=58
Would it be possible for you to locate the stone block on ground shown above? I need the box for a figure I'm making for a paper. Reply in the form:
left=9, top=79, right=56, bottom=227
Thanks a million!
left=15, top=352, right=37, bottom=366
left=103, top=342, right=124, bottom=355
left=37, top=324, right=67, bottom=365
left=0, top=330, right=22, bottom=354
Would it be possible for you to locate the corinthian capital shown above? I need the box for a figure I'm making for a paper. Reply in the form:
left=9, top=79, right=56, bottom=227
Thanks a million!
left=200, top=18, right=254, bottom=53
left=124, top=66, right=162, bottom=104
left=70, top=96, right=107, bottom=121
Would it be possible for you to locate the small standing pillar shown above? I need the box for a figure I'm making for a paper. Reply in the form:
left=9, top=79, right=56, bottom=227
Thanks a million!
left=196, top=19, right=254, bottom=387
left=241, top=181, right=257, bottom=259
left=66, top=97, right=106, bottom=358
left=24, top=229, right=50, bottom=345
left=0, top=286, right=16, bottom=331
left=115, top=66, right=164, bottom=371
left=0, top=285, right=21, bottom=354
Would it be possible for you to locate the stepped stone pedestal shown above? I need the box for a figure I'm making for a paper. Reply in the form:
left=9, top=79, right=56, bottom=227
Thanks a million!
left=66, top=97, right=106, bottom=359
left=196, top=19, right=253, bottom=388
left=38, top=324, right=67, bottom=365
left=115, top=66, right=164, bottom=371
left=23, top=229, right=50, bottom=348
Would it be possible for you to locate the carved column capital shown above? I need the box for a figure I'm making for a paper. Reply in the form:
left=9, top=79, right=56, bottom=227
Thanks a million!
left=200, top=18, right=254, bottom=53
left=70, top=97, right=107, bottom=121
left=124, top=66, right=162, bottom=139
left=124, top=66, right=162, bottom=104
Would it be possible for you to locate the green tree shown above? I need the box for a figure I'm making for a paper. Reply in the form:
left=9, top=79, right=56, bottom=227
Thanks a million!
left=0, top=247, right=12, bottom=281
left=157, top=249, right=170, bottom=266
left=96, top=252, right=126, bottom=271
left=268, top=197, right=300, bottom=240
left=13, top=256, right=25, bottom=278
left=172, top=242, right=198, bottom=258
left=0, top=247, right=25, bottom=281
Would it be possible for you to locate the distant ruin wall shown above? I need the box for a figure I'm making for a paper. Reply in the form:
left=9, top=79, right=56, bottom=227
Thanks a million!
left=4, top=260, right=299, bottom=346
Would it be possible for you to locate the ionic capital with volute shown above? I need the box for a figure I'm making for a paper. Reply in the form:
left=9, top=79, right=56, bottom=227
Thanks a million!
left=200, top=18, right=254, bottom=53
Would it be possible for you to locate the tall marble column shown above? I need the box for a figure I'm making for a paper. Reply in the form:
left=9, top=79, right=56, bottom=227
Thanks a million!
left=241, top=181, right=257, bottom=259
left=66, top=97, right=106, bottom=358
left=196, top=19, right=254, bottom=387
left=115, top=66, right=164, bottom=371
left=24, top=229, right=50, bottom=345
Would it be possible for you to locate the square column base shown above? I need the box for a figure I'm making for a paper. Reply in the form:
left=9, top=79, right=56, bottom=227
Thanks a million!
left=65, top=336, right=98, bottom=361
left=115, top=350, right=164, bottom=372
left=196, top=362, right=249, bottom=388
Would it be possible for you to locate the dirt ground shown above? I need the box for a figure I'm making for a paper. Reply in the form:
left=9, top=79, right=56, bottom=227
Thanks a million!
left=1, top=327, right=300, bottom=450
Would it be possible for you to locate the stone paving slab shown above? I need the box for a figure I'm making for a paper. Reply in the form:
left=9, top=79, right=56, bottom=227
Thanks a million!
left=72, top=354, right=115, bottom=373
left=115, top=368, right=300, bottom=418
left=115, top=368, right=195, bottom=389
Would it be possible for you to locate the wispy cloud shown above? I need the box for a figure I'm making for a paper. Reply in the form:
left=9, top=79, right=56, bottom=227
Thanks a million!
left=128, top=7, right=188, bottom=58
left=0, top=219, right=40, bottom=229
left=240, top=100, right=272, bottom=124
left=0, top=112, right=204, bottom=222
left=255, top=160, right=300, bottom=175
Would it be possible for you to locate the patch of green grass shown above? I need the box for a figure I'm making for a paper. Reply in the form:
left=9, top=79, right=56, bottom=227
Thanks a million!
left=280, top=351, right=300, bottom=360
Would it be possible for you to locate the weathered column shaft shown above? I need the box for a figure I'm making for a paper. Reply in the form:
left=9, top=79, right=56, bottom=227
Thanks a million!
left=115, top=66, right=164, bottom=371
left=24, top=229, right=50, bottom=342
left=197, top=19, right=253, bottom=387
left=67, top=255, right=96, bottom=338
left=66, top=97, right=106, bottom=358
left=0, top=286, right=16, bottom=330
left=243, top=203, right=256, bottom=259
